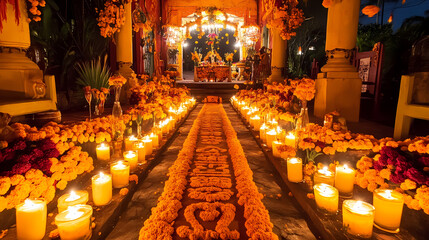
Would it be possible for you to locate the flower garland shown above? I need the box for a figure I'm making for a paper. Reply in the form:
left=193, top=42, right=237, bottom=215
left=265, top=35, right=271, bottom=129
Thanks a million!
left=138, top=105, right=203, bottom=240
left=27, top=0, right=45, bottom=22
left=264, top=0, right=304, bottom=40
left=220, top=105, right=278, bottom=239
left=96, top=0, right=131, bottom=38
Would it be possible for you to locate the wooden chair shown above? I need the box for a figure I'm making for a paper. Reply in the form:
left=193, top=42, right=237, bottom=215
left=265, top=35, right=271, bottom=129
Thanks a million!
left=394, top=75, right=429, bottom=139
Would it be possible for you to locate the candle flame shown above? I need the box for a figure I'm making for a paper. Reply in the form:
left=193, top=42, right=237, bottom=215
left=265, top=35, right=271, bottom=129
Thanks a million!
left=65, top=206, right=85, bottom=220
left=23, top=199, right=37, bottom=208
left=65, top=190, right=80, bottom=202
left=289, top=157, right=300, bottom=164
left=267, top=129, right=277, bottom=135
left=286, top=132, right=295, bottom=139
left=319, top=167, right=333, bottom=176
left=260, top=123, right=267, bottom=129
left=128, top=135, right=137, bottom=141
left=125, top=151, right=136, bottom=158
left=98, top=143, right=108, bottom=149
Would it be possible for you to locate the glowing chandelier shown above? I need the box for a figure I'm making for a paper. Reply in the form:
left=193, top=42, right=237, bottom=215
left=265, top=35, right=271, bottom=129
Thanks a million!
left=238, top=24, right=260, bottom=48
left=183, top=7, right=239, bottom=37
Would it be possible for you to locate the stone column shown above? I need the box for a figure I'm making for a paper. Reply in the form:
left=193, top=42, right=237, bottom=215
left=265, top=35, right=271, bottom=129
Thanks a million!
left=177, top=42, right=183, bottom=81
left=0, top=0, right=45, bottom=99
left=314, top=0, right=362, bottom=122
left=270, top=28, right=286, bottom=82
left=116, top=1, right=135, bottom=88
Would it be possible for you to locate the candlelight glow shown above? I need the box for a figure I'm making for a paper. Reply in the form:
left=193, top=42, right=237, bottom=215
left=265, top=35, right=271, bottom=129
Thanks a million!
left=286, top=132, right=295, bottom=139
left=65, top=191, right=80, bottom=202
left=319, top=167, right=333, bottom=176
left=65, top=206, right=85, bottom=220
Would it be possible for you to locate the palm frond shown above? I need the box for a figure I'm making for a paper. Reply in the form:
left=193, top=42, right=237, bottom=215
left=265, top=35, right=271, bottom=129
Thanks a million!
left=75, top=56, right=111, bottom=89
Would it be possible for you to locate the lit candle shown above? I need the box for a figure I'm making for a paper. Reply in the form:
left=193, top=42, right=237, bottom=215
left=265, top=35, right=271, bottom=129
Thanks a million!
left=373, top=189, right=404, bottom=233
left=123, top=150, right=138, bottom=172
left=246, top=110, right=253, bottom=123
left=16, top=199, right=47, bottom=240
left=142, top=136, right=153, bottom=156
left=342, top=200, right=375, bottom=238
left=272, top=141, right=282, bottom=158
left=125, top=135, right=138, bottom=151
left=96, top=143, right=110, bottom=161
left=313, top=183, right=339, bottom=214
left=91, top=172, right=112, bottom=206
left=287, top=157, right=303, bottom=183
left=241, top=106, right=250, bottom=117
left=136, top=141, right=146, bottom=164
left=266, top=129, right=277, bottom=148
left=110, top=161, right=130, bottom=188
left=150, top=132, right=159, bottom=149
left=268, top=118, right=278, bottom=128
left=284, top=132, right=296, bottom=148
left=55, top=205, right=93, bottom=240
left=250, top=115, right=261, bottom=131
left=57, top=190, right=89, bottom=213
left=314, top=167, right=335, bottom=186
left=260, top=123, right=268, bottom=142
left=334, top=164, right=355, bottom=197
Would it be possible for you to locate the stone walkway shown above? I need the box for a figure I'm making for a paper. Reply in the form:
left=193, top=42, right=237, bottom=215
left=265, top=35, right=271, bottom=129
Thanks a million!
left=106, top=103, right=316, bottom=239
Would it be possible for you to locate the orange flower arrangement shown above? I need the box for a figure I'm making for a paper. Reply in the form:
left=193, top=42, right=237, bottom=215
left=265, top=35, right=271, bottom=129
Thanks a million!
left=27, top=0, right=45, bottom=22
left=294, top=78, right=316, bottom=102
left=97, top=0, right=131, bottom=38
left=265, top=0, right=304, bottom=40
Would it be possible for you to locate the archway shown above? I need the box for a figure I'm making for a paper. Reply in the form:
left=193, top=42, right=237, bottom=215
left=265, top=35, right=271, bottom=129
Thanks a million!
left=180, top=12, right=244, bottom=81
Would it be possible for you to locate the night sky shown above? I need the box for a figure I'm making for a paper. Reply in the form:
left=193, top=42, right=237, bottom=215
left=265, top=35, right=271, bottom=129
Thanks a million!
left=359, top=0, right=429, bottom=30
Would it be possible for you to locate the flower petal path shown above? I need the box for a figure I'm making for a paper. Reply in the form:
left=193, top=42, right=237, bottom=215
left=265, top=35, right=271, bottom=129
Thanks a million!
left=109, top=103, right=314, bottom=240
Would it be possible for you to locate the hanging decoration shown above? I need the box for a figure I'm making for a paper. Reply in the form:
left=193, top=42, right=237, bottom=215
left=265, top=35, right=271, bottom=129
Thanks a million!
left=132, top=2, right=152, bottom=38
left=27, top=0, right=45, bottom=22
left=388, top=13, right=393, bottom=23
left=263, top=0, right=305, bottom=40
left=163, top=25, right=184, bottom=48
left=96, top=0, right=131, bottom=38
left=362, top=5, right=380, bottom=18
left=238, top=24, right=260, bottom=48
left=322, top=0, right=333, bottom=8
left=182, top=7, right=239, bottom=39
left=1, top=0, right=47, bottom=32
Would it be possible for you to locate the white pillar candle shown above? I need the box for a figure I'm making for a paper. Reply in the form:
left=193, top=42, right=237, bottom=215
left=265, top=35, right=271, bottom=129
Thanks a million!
left=284, top=132, right=296, bottom=148
left=334, top=164, right=355, bottom=197
left=110, top=161, right=130, bottom=188
left=123, top=150, right=138, bottom=172
left=142, top=136, right=153, bottom=156
left=55, top=205, right=93, bottom=240
left=136, top=141, right=146, bottom=164
left=266, top=129, right=277, bottom=148
left=260, top=123, right=268, bottom=142
left=91, top=172, right=112, bottom=206
left=150, top=132, right=159, bottom=149
left=16, top=199, right=47, bottom=240
left=342, top=200, right=375, bottom=238
left=314, top=183, right=339, bottom=214
left=314, top=167, right=335, bottom=186
left=287, top=157, right=303, bottom=183
left=373, top=189, right=404, bottom=233
left=250, top=115, right=261, bottom=131
left=96, top=143, right=110, bottom=161
left=57, top=190, right=89, bottom=213
left=125, top=135, right=138, bottom=151
left=272, top=141, right=283, bottom=158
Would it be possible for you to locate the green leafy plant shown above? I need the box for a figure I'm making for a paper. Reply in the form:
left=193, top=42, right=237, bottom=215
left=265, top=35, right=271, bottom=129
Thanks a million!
left=306, top=149, right=322, bottom=163
left=75, top=55, right=111, bottom=89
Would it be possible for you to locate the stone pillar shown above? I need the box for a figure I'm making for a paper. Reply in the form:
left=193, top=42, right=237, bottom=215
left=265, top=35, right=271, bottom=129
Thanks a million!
left=0, top=0, right=45, bottom=99
left=314, top=0, right=362, bottom=122
left=177, top=43, right=183, bottom=81
left=116, top=1, right=135, bottom=88
left=270, top=28, right=286, bottom=82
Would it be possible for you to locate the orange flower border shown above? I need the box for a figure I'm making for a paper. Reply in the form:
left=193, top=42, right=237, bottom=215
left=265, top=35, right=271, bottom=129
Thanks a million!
left=138, top=105, right=203, bottom=240
left=220, top=106, right=278, bottom=239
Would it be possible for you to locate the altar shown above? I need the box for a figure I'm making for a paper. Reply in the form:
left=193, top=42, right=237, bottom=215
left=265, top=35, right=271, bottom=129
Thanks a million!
left=194, top=65, right=232, bottom=82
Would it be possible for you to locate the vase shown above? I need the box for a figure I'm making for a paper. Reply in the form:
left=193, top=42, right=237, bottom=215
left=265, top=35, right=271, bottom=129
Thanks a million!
left=112, top=85, right=124, bottom=141
left=94, top=104, right=100, bottom=116
left=296, top=108, right=309, bottom=130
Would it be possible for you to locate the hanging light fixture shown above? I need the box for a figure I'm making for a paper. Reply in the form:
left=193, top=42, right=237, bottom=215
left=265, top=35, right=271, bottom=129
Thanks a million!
left=238, top=24, right=260, bottom=48
left=163, top=25, right=184, bottom=48
left=182, top=7, right=239, bottom=38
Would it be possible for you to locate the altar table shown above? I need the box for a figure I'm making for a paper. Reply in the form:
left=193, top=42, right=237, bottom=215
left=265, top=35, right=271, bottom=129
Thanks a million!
left=194, top=66, right=231, bottom=82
